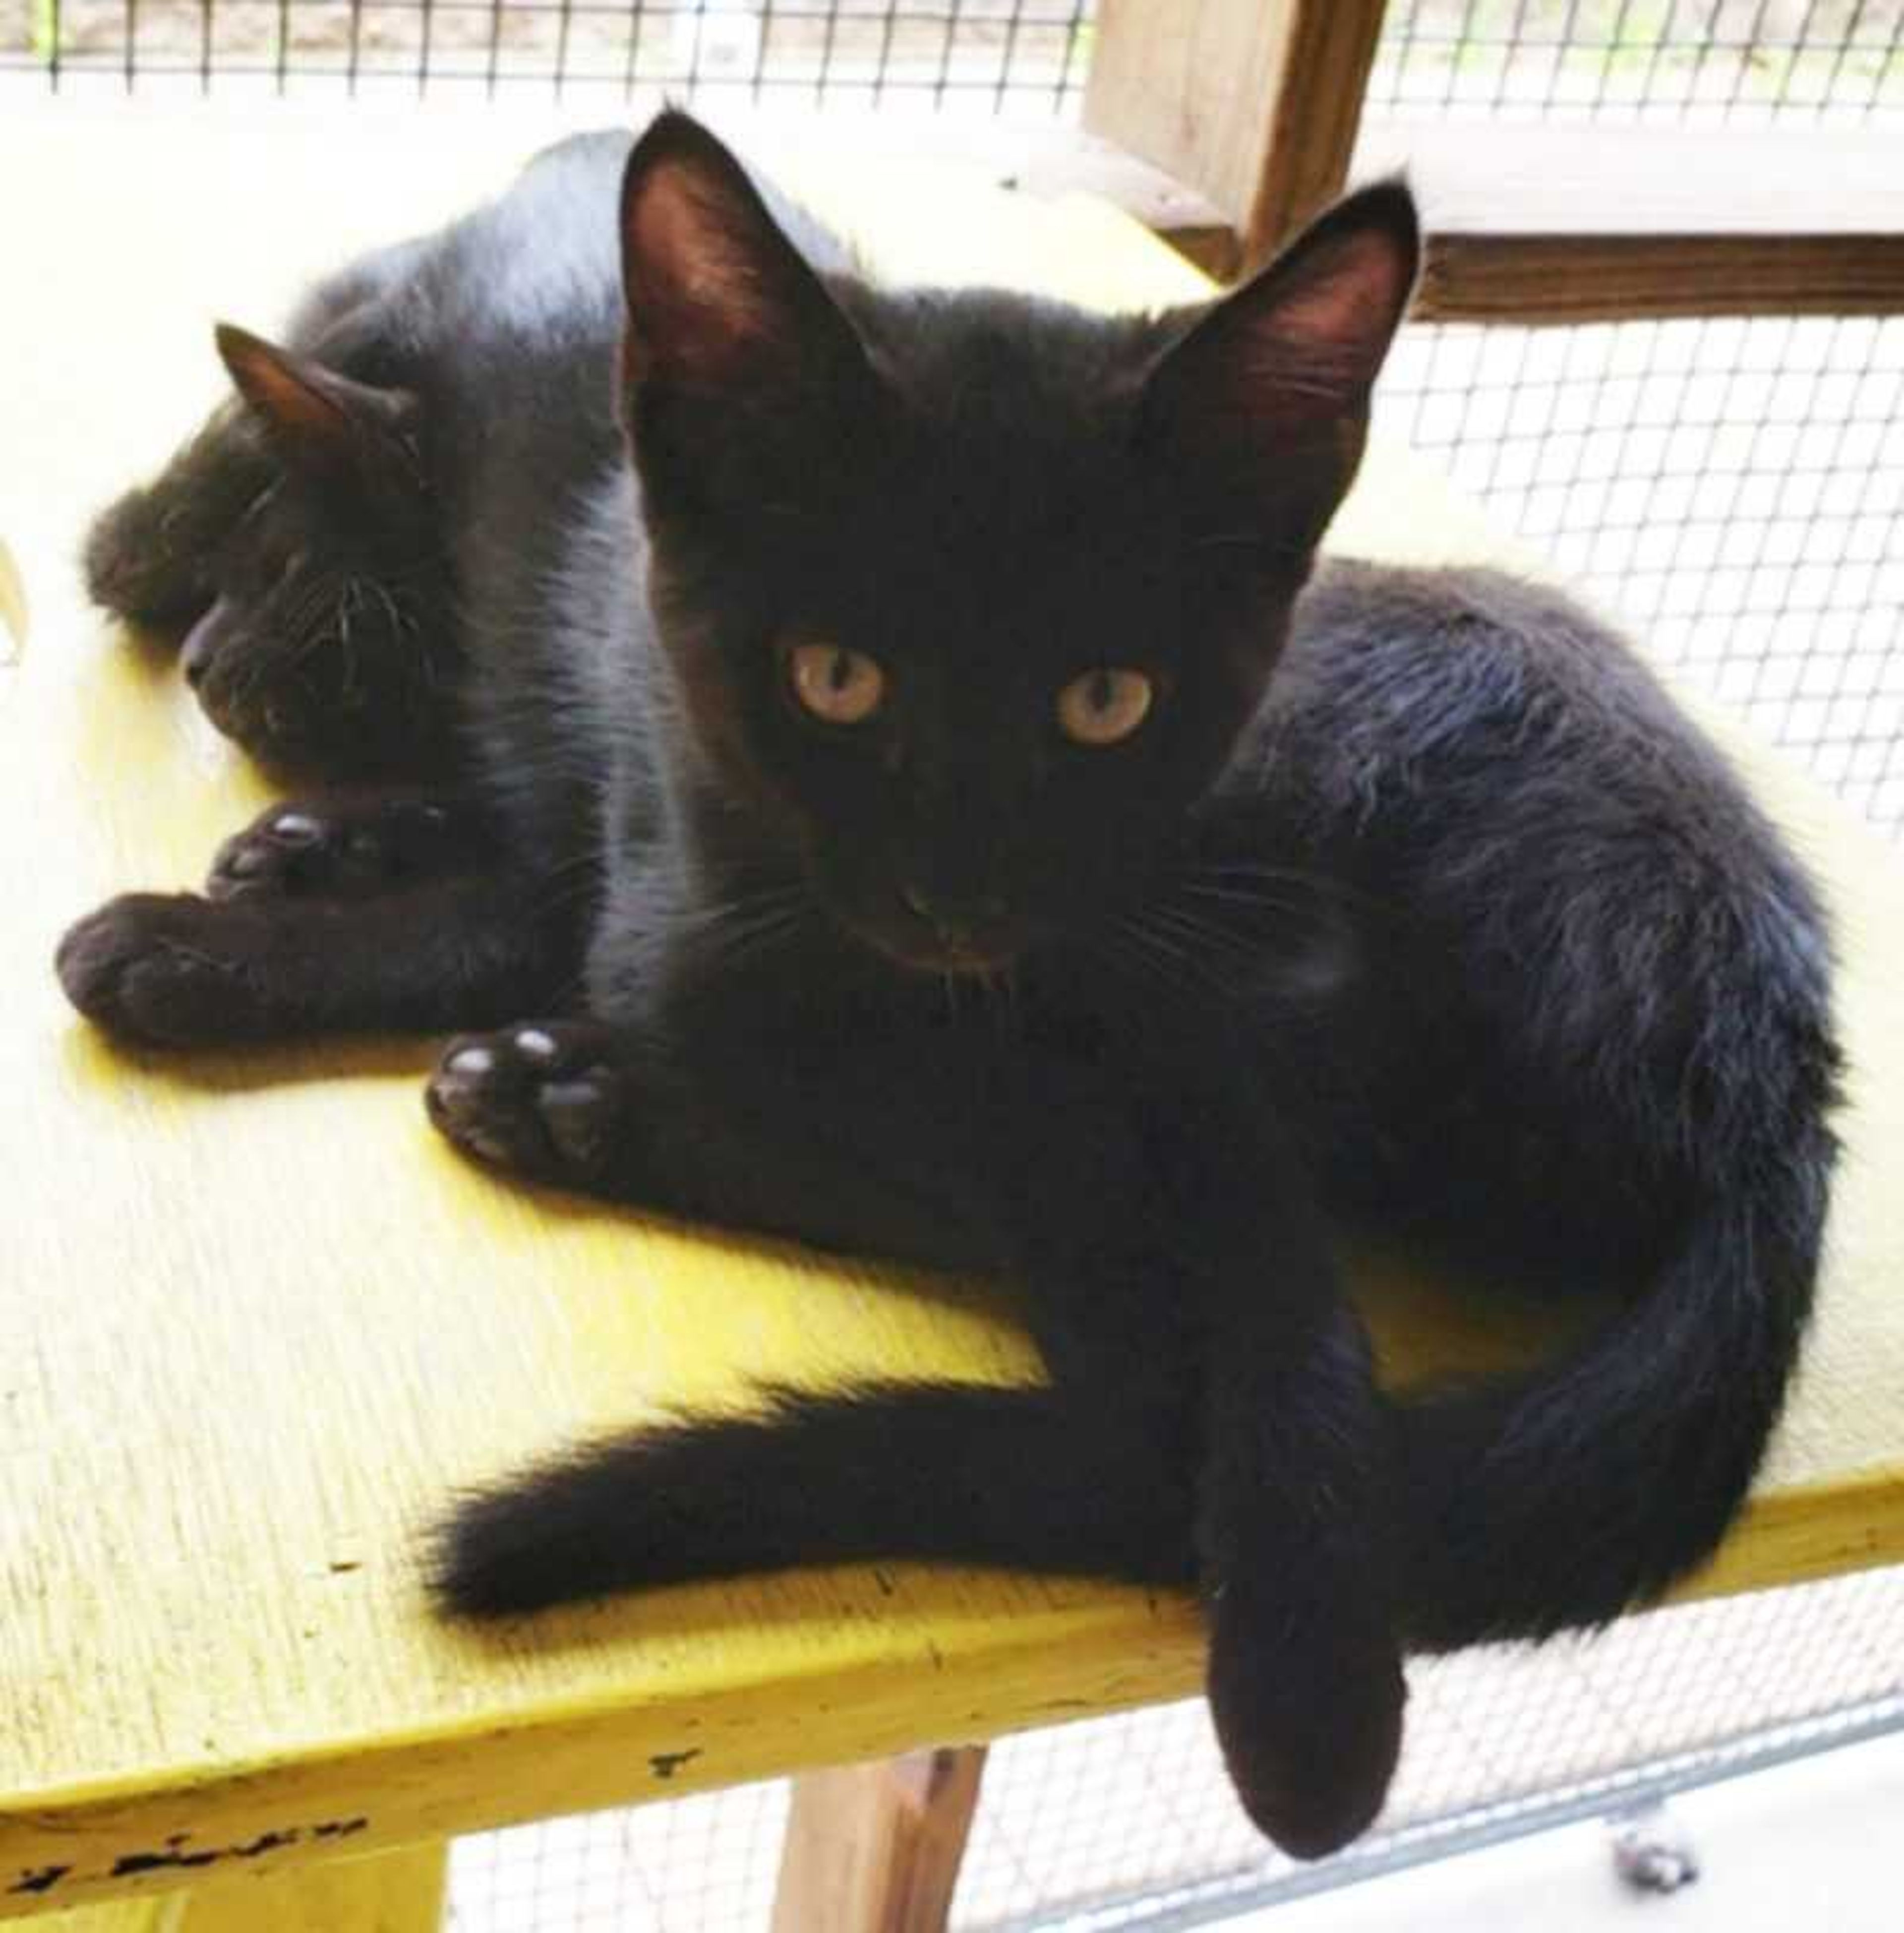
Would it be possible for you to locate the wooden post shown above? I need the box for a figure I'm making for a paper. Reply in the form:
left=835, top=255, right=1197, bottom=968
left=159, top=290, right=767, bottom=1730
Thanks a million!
left=771, top=1747, right=988, bottom=1933
left=1083, top=0, right=1389, bottom=276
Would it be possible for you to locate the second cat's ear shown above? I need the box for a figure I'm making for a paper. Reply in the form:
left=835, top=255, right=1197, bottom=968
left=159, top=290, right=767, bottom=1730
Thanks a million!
left=617, top=111, right=867, bottom=399
left=214, top=324, right=421, bottom=491
left=1139, top=181, right=1420, bottom=483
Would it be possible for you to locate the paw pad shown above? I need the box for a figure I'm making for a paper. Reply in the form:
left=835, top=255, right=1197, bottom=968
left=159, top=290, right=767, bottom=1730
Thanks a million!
left=206, top=796, right=472, bottom=902
left=425, top=1022, right=625, bottom=1184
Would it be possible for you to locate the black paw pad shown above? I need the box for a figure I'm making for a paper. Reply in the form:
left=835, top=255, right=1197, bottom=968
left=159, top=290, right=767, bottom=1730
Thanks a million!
left=208, top=799, right=464, bottom=901
left=425, top=1023, right=625, bottom=1182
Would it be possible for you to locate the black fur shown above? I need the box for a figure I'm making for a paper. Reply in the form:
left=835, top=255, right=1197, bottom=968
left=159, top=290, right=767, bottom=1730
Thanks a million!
left=61, top=113, right=1839, bottom=1859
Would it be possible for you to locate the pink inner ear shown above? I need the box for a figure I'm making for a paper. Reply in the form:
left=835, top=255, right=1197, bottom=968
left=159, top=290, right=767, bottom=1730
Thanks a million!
left=227, top=342, right=353, bottom=449
left=626, top=162, right=782, bottom=383
left=1193, top=225, right=1413, bottom=434
left=1268, top=230, right=1407, bottom=367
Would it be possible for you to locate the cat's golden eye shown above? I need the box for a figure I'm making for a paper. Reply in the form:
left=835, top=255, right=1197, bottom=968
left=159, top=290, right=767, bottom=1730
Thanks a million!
left=1057, top=667, right=1154, bottom=747
left=788, top=643, right=886, bottom=726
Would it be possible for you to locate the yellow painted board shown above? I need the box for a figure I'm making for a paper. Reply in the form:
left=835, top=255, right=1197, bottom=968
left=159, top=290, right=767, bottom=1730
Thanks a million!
left=15, top=1907, right=172, bottom=1933
left=17, top=1845, right=446, bottom=1933
left=2, top=109, right=1902, bottom=1922
left=167, top=1844, right=447, bottom=1933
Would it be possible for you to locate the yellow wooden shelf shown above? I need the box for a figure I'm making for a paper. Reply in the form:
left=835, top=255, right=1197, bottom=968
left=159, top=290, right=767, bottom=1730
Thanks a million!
left=3, top=109, right=1901, bottom=1923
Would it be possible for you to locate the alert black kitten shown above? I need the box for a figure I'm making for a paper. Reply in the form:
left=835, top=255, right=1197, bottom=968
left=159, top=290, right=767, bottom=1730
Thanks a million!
left=61, top=115, right=1840, bottom=1860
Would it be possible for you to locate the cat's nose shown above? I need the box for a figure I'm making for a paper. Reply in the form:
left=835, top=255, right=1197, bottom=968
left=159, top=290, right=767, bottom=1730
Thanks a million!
left=900, top=883, right=1006, bottom=941
left=179, top=597, right=229, bottom=688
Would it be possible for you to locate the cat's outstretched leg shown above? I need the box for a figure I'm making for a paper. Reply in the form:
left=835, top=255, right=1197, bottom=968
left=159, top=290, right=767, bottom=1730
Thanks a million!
left=1190, top=1171, right=1406, bottom=1859
left=57, top=797, right=586, bottom=1046
left=425, top=1021, right=1404, bottom=1860
left=425, top=1020, right=1198, bottom=1591
left=424, top=1017, right=1011, bottom=1269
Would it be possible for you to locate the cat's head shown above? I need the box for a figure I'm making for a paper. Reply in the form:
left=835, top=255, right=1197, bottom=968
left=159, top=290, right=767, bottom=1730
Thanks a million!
left=617, top=112, right=1417, bottom=974
left=183, top=327, right=445, bottom=772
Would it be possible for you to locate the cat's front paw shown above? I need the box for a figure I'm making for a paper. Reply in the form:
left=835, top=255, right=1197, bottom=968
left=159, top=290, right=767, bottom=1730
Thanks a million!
left=209, top=796, right=473, bottom=901
left=1206, top=1592, right=1405, bottom=1860
left=425, top=1022, right=628, bottom=1184
left=57, top=894, right=253, bottom=1046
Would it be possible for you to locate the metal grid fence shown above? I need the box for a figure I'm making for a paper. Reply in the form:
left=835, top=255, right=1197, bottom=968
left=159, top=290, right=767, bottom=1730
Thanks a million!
left=1368, top=0, right=1904, bottom=123
left=952, top=1567, right=1904, bottom=1928
left=0, top=0, right=1094, bottom=108
left=441, top=1566, right=1904, bottom=1930
left=1357, top=7, right=1904, bottom=844
left=14, top=0, right=1900, bottom=117
left=1372, top=314, right=1904, bottom=838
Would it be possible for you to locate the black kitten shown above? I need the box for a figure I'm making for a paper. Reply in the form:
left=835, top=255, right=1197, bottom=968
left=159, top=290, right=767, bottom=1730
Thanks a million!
left=61, top=115, right=1840, bottom=1861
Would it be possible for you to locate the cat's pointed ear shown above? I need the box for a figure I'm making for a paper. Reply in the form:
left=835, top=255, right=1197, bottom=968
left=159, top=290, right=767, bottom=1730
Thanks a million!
left=617, top=111, right=867, bottom=398
left=214, top=323, right=420, bottom=490
left=1139, top=181, right=1419, bottom=499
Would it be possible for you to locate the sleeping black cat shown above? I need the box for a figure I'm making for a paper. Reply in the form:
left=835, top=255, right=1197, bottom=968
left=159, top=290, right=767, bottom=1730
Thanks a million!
left=59, top=114, right=1841, bottom=1860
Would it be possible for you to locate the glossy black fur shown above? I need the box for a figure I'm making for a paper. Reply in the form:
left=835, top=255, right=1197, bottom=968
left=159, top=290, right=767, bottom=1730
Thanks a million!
left=62, top=115, right=1839, bottom=1859
left=81, top=134, right=652, bottom=777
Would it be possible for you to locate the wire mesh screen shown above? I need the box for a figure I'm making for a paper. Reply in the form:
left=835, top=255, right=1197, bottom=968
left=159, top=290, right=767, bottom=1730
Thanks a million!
left=0, top=0, right=1094, bottom=107
left=452, top=1776, right=792, bottom=1930
left=1371, top=314, right=1904, bottom=838
left=442, top=1566, right=1904, bottom=1929
left=1369, top=0, right=1904, bottom=122
left=954, top=1569, right=1904, bottom=1927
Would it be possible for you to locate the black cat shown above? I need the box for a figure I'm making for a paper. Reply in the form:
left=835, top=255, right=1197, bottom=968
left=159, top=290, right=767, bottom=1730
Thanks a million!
left=60, top=114, right=1840, bottom=1860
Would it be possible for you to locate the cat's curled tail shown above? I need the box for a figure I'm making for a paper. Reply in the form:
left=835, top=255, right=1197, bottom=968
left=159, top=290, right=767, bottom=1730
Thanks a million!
left=1362, top=637, right=1844, bottom=1648
left=1396, top=1151, right=1835, bottom=1649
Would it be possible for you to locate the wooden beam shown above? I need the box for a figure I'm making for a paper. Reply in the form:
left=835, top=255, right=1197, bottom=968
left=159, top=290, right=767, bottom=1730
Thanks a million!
left=1368, top=122, right=1904, bottom=321
left=1416, top=232, right=1904, bottom=324
left=1083, top=0, right=1388, bottom=272
left=771, top=1747, right=988, bottom=1933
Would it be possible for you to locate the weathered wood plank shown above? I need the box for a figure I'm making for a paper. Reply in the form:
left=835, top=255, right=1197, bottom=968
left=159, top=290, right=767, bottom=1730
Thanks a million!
left=1084, top=0, right=1387, bottom=269
left=1383, top=123, right=1904, bottom=321
left=772, top=1749, right=987, bottom=1933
